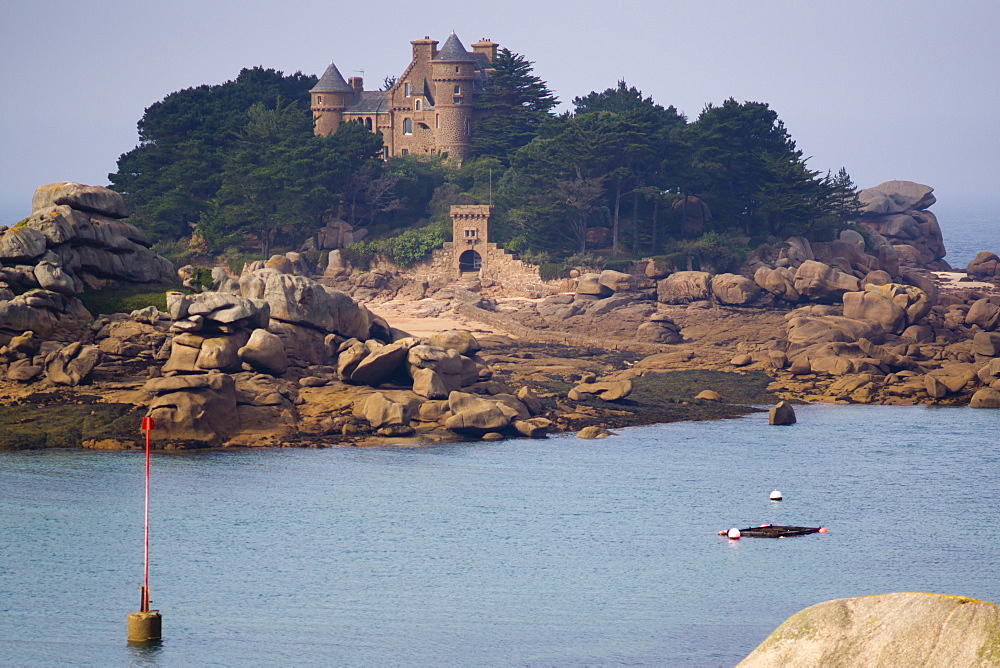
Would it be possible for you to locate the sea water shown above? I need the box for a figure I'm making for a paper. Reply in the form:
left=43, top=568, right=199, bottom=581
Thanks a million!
left=1, top=404, right=997, bottom=666
left=934, top=198, right=1000, bottom=268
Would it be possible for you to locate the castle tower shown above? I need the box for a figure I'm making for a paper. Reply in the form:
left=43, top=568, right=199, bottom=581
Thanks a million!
left=451, top=205, right=493, bottom=276
left=471, top=38, right=498, bottom=63
left=431, top=33, right=476, bottom=163
left=310, top=61, right=355, bottom=137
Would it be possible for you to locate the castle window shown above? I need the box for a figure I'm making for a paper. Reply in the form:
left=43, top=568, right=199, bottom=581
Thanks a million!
left=455, top=66, right=460, bottom=73
left=404, top=82, right=411, bottom=97
left=317, top=95, right=323, bottom=103
left=464, top=228, right=478, bottom=238
left=365, top=117, right=372, bottom=130
left=435, top=114, right=440, bottom=128
left=401, top=148, right=408, bottom=155
left=466, top=118, right=471, bottom=134
left=453, top=97, right=461, bottom=105
left=454, top=85, right=461, bottom=95
left=403, top=118, right=412, bottom=135
left=415, top=99, right=422, bottom=111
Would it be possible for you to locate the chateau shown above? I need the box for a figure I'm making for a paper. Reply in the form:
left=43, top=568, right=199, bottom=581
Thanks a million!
left=310, top=33, right=498, bottom=163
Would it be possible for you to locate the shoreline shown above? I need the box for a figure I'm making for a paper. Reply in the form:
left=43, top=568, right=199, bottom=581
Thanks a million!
left=3, top=257, right=1000, bottom=451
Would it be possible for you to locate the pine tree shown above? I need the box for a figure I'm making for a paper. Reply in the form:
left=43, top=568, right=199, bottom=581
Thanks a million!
left=470, top=48, right=558, bottom=164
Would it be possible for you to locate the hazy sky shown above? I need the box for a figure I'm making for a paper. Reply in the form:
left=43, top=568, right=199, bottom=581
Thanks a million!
left=2, top=0, right=998, bottom=224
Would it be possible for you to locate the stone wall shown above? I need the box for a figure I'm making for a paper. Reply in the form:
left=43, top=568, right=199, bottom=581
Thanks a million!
left=409, top=242, right=561, bottom=297
left=478, top=243, right=555, bottom=296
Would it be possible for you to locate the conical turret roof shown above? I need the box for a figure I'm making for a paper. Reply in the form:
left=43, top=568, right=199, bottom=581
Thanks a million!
left=311, top=61, right=353, bottom=93
left=434, top=32, right=474, bottom=62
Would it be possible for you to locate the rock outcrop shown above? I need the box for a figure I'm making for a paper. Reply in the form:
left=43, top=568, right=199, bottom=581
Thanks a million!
left=842, top=283, right=931, bottom=335
left=657, top=271, right=711, bottom=304
left=0, top=289, right=91, bottom=347
left=739, top=592, right=1000, bottom=667
left=8, top=175, right=1000, bottom=447
left=125, top=259, right=562, bottom=446
left=1, top=182, right=174, bottom=295
left=967, top=251, right=1000, bottom=280
left=855, top=181, right=948, bottom=269
left=768, top=401, right=796, bottom=425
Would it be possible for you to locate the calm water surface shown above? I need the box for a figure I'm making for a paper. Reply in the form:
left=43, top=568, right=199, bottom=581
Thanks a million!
left=1, top=404, right=998, bottom=666
left=934, top=200, right=1000, bottom=267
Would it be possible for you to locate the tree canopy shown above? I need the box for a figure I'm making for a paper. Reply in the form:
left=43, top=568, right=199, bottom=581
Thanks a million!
left=109, top=67, right=389, bottom=260
left=108, top=58, right=860, bottom=269
left=109, top=67, right=320, bottom=242
left=491, top=86, right=859, bottom=258
left=470, top=48, right=559, bottom=164
left=197, top=103, right=383, bottom=258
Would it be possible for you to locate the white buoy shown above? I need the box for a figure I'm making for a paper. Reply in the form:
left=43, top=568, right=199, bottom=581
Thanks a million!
left=770, top=490, right=783, bottom=501
left=727, top=527, right=741, bottom=539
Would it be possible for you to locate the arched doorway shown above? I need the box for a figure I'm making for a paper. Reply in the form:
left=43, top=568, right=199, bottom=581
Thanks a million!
left=459, top=249, right=482, bottom=273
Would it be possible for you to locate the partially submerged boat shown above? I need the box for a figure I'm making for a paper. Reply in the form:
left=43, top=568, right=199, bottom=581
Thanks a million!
left=718, top=525, right=828, bottom=538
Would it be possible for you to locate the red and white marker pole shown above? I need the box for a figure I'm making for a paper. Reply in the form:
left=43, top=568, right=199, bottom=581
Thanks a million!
left=127, top=417, right=161, bottom=643
left=141, top=416, right=152, bottom=613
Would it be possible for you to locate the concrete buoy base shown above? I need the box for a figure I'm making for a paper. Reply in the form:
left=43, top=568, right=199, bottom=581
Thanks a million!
left=127, top=611, right=161, bottom=642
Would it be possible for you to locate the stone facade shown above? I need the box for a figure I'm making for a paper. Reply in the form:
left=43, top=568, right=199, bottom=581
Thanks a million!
left=310, top=33, right=497, bottom=163
left=450, top=205, right=491, bottom=275
left=407, top=205, right=557, bottom=296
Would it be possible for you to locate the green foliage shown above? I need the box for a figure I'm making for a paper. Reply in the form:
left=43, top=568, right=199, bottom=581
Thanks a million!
left=109, top=67, right=319, bottom=242
left=77, top=283, right=176, bottom=316
left=573, top=79, right=658, bottom=115
left=670, top=231, right=749, bottom=274
left=601, top=258, right=634, bottom=273
left=650, top=253, right=689, bottom=273
left=343, top=221, right=447, bottom=269
left=565, top=253, right=608, bottom=272
left=197, top=103, right=384, bottom=259
left=538, top=262, right=571, bottom=282
left=496, top=87, right=686, bottom=256
left=515, top=248, right=551, bottom=265
left=383, top=155, right=450, bottom=227
left=13, top=217, right=29, bottom=228
left=190, top=267, right=214, bottom=291
left=500, top=89, right=860, bottom=266
left=221, top=247, right=260, bottom=274
left=683, top=98, right=856, bottom=240
left=341, top=240, right=379, bottom=271
left=471, top=48, right=558, bottom=164
left=105, top=56, right=862, bottom=275
left=383, top=224, right=447, bottom=266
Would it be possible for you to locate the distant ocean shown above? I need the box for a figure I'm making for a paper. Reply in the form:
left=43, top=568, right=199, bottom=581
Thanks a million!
left=931, top=199, right=1000, bottom=269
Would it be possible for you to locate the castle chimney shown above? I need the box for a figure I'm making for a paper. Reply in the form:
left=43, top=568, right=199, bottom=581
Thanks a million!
left=472, top=38, right=498, bottom=63
left=348, top=76, right=364, bottom=92
left=411, top=36, right=438, bottom=62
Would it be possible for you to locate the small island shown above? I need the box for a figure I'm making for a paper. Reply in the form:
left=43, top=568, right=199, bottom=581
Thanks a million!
left=2, top=35, right=1000, bottom=450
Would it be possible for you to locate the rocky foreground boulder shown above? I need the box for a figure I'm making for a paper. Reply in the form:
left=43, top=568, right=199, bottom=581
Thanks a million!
left=967, top=251, right=1000, bottom=280
left=739, top=592, right=1000, bottom=667
left=855, top=181, right=948, bottom=270
left=129, top=260, right=557, bottom=446
left=0, top=289, right=91, bottom=344
left=1, top=182, right=174, bottom=295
